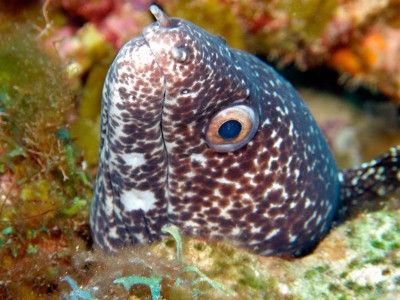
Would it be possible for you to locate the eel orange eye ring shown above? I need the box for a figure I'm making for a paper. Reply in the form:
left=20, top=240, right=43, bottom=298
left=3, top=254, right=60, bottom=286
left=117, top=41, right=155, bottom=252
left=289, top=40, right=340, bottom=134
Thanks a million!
left=206, top=104, right=259, bottom=152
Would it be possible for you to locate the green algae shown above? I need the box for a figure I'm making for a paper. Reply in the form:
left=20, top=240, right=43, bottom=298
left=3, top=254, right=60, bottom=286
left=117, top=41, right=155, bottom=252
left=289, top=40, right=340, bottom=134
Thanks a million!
left=286, top=209, right=400, bottom=299
left=347, top=211, right=400, bottom=262
left=0, top=20, right=92, bottom=264
left=0, top=26, right=72, bottom=146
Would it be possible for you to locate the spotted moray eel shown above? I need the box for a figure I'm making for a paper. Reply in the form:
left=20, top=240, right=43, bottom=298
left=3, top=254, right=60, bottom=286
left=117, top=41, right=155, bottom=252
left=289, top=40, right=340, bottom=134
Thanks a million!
left=90, top=6, right=400, bottom=256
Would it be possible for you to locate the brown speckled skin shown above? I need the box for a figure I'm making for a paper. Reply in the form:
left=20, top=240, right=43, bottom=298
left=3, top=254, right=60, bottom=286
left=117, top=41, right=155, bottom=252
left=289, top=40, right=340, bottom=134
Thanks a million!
left=90, top=14, right=399, bottom=256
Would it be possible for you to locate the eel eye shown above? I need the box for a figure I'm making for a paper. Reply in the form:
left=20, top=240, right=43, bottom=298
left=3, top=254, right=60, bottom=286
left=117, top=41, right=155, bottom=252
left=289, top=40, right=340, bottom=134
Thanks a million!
left=171, top=46, right=189, bottom=62
left=206, top=105, right=259, bottom=152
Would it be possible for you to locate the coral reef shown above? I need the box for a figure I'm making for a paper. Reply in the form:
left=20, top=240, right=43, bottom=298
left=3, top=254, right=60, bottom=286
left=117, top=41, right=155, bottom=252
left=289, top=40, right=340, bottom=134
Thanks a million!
left=330, top=24, right=400, bottom=103
left=54, top=0, right=152, bottom=49
left=160, top=0, right=400, bottom=103
left=41, top=0, right=151, bottom=166
left=0, top=1, right=399, bottom=299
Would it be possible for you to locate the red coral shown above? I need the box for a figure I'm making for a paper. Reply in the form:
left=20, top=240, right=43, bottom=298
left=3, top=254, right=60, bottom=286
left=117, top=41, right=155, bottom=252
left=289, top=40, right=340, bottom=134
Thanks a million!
left=97, top=2, right=151, bottom=49
left=61, top=0, right=114, bottom=22
left=58, top=0, right=152, bottom=49
left=43, top=26, right=77, bottom=60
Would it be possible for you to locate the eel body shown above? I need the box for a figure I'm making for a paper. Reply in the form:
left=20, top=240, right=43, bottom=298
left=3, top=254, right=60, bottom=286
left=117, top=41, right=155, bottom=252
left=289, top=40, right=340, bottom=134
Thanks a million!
left=90, top=6, right=400, bottom=256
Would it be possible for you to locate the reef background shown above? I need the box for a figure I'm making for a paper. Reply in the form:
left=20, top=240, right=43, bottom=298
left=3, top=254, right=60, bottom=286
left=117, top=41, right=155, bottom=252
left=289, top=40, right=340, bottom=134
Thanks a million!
left=0, top=1, right=399, bottom=299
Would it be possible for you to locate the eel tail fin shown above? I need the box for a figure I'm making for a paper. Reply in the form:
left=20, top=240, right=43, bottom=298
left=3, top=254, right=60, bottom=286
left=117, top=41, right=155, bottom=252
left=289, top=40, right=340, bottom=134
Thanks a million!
left=339, top=145, right=400, bottom=202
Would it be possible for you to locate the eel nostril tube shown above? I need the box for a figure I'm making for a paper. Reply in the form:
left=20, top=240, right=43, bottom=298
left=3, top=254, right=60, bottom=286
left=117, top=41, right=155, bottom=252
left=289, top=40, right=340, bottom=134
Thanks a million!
left=149, top=5, right=171, bottom=27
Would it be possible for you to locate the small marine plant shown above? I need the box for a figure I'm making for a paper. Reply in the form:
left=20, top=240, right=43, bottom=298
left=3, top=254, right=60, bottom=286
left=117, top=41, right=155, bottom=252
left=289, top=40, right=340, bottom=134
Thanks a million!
left=162, top=224, right=184, bottom=263
left=63, top=276, right=98, bottom=300
left=158, top=224, right=237, bottom=299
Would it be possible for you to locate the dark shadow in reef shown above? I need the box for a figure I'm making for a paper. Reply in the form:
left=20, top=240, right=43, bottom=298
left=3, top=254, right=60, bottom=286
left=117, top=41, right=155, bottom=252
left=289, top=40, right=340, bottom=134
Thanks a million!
left=0, top=0, right=37, bottom=13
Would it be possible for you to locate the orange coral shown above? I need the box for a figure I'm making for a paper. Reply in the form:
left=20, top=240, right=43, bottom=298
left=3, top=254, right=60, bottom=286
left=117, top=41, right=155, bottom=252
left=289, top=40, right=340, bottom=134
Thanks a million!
left=359, top=31, right=386, bottom=70
left=331, top=48, right=362, bottom=75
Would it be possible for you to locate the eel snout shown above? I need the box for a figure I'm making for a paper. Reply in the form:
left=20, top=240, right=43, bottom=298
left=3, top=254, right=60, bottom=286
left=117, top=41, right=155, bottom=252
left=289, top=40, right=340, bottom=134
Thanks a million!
left=149, top=5, right=171, bottom=27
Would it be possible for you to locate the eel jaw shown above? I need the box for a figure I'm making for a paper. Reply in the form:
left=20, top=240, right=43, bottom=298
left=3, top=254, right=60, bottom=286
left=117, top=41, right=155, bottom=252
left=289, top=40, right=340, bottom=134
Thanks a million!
left=91, top=30, right=170, bottom=251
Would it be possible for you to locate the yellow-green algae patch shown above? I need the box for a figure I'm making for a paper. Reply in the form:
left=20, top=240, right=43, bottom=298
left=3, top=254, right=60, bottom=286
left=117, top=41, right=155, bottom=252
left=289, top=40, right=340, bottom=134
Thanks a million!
left=66, top=24, right=116, bottom=166
left=162, top=0, right=247, bottom=50
left=285, top=209, right=400, bottom=299
left=31, top=192, right=395, bottom=299
left=278, top=0, right=338, bottom=44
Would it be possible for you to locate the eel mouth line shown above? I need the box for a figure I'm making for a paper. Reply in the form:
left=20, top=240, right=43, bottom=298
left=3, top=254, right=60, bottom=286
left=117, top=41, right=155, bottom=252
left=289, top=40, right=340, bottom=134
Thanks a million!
left=140, top=23, right=171, bottom=220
